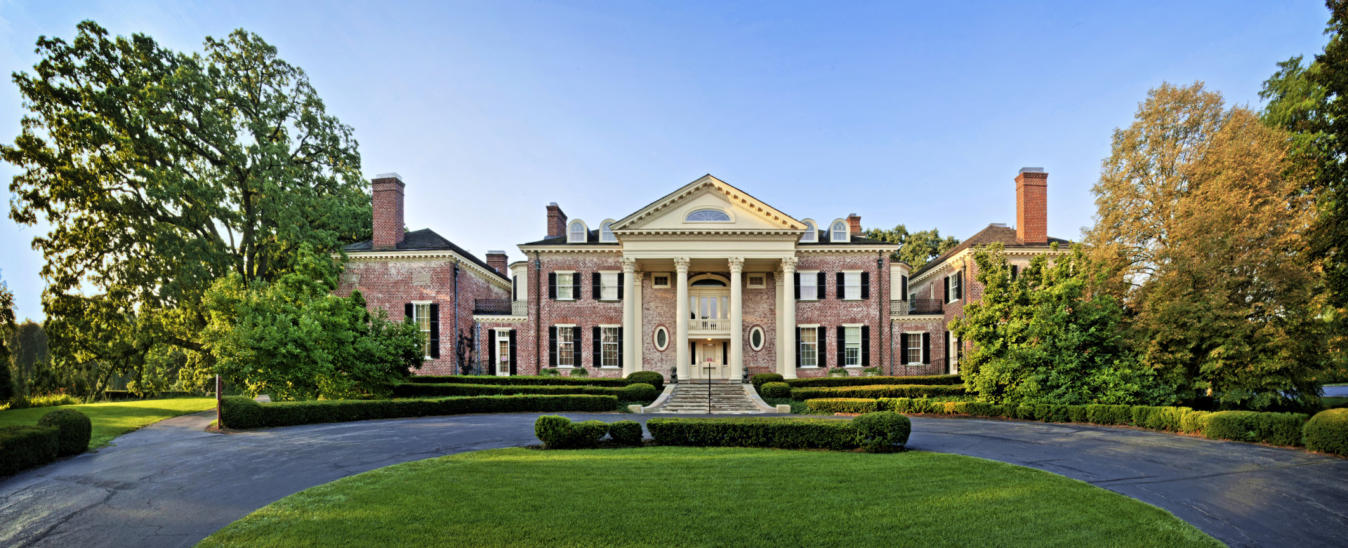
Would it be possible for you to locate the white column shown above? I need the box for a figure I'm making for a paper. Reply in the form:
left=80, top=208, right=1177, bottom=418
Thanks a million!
left=634, top=269, right=644, bottom=372
left=781, top=256, right=798, bottom=379
left=776, top=267, right=785, bottom=374
left=621, top=257, right=637, bottom=377
left=674, top=257, right=691, bottom=381
left=728, top=256, right=744, bottom=382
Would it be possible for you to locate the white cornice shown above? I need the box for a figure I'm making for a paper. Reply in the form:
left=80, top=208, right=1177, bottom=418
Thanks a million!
left=473, top=314, right=528, bottom=323
left=343, top=250, right=512, bottom=291
left=515, top=245, right=624, bottom=254
left=796, top=245, right=897, bottom=254
left=890, top=314, right=945, bottom=322
left=612, top=175, right=806, bottom=231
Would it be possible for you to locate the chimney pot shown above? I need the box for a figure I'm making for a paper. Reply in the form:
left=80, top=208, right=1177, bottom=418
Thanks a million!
left=486, top=250, right=508, bottom=275
left=372, top=173, right=406, bottom=250
left=546, top=203, right=568, bottom=239
left=1014, top=168, right=1048, bottom=245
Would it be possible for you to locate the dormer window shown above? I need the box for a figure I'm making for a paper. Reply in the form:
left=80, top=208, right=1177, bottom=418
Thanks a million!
left=830, top=220, right=849, bottom=243
left=800, top=219, right=818, bottom=243
left=599, top=219, right=617, bottom=243
left=567, top=220, right=588, bottom=243
left=685, top=208, right=731, bottom=222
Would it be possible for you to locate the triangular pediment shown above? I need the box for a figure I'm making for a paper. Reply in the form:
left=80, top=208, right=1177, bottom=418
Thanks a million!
left=612, top=175, right=805, bottom=232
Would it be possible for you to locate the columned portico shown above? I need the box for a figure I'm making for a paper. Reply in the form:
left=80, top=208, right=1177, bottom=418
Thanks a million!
left=674, top=257, right=690, bottom=380
left=780, top=256, right=797, bottom=379
left=728, top=256, right=744, bottom=381
left=621, top=257, right=637, bottom=376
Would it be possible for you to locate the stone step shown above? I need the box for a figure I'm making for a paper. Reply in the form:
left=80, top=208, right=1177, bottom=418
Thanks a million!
left=647, top=382, right=772, bottom=414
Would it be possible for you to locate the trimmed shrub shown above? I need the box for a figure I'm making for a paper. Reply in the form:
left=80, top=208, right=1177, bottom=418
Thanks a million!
left=569, top=368, right=589, bottom=377
left=1204, top=411, right=1308, bottom=447
left=1036, top=404, right=1070, bottom=423
left=786, top=374, right=962, bottom=388
left=1144, top=407, right=1191, bottom=432
left=790, top=384, right=964, bottom=400
left=760, top=382, right=792, bottom=399
left=570, top=420, right=607, bottom=446
left=807, top=398, right=881, bottom=414
left=619, top=383, right=659, bottom=403
left=0, top=425, right=59, bottom=476
left=609, top=421, right=643, bottom=446
left=534, top=415, right=574, bottom=449
left=221, top=394, right=620, bottom=429
left=880, top=397, right=943, bottom=415
left=1066, top=405, right=1089, bottom=423
left=750, top=373, right=784, bottom=391
left=647, top=417, right=859, bottom=450
left=540, top=368, right=561, bottom=377
left=626, top=371, right=665, bottom=392
left=1014, top=404, right=1037, bottom=420
left=1181, top=410, right=1211, bottom=434
left=853, top=412, right=911, bottom=453
left=37, top=409, right=92, bottom=456
left=827, top=368, right=850, bottom=377
left=392, top=382, right=637, bottom=399
left=1087, top=405, right=1132, bottom=425
left=1303, top=408, right=1348, bottom=456
left=405, top=375, right=630, bottom=387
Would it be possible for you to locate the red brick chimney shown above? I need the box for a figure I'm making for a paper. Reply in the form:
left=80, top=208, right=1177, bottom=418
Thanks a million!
left=486, top=250, right=508, bottom=275
left=846, top=213, right=862, bottom=237
left=372, top=173, right=405, bottom=250
left=1015, top=167, right=1048, bottom=244
left=546, top=202, right=567, bottom=239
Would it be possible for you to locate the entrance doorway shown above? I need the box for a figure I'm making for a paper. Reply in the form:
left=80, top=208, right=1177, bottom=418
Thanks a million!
left=691, top=340, right=730, bottom=380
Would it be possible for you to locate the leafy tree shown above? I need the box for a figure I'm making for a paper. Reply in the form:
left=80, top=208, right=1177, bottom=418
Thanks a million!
left=865, top=225, right=959, bottom=269
left=1, top=21, right=371, bottom=392
left=951, top=244, right=1167, bottom=406
left=202, top=245, right=423, bottom=401
left=0, top=277, right=14, bottom=401
left=8, top=321, right=52, bottom=396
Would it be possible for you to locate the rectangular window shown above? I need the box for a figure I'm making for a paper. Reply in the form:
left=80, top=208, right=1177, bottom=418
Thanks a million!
left=412, top=303, right=432, bottom=358
left=844, top=326, right=861, bottom=366
left=799, top=271, right=819, bottom=301
left=947, top=273, right=961, bottom=303
left=600, top=272, right=619, bottom=301
left=557, top=327, right=575, bottom=366
left=905, top=333, right=923, bottom=364
left=557, top=272, right=575, bottom=301
left=947, top=331, right=959, bottom=371
left=495, top=330, right=511, bottom=375
left=843, top=272, right=861, bottom=300
left=601, top=326, right=620, bottom=367
left=652, top=274, right=670, bottom=288
left=800, top=328, right=818, bottom=367
left=747, top=274, right=765, bottom=288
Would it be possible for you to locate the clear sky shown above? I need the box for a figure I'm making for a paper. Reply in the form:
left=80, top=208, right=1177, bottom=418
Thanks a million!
left=0, top=0, right=1333, bottom=321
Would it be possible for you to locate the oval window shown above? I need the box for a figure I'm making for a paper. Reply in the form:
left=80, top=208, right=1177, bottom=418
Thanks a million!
left=749, top=326, right=765, bottom=351
left=654, top=326, right=669, bottom=351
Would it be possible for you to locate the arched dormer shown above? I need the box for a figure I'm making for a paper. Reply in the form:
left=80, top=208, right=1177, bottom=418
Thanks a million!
left=829, top=219, right=849, bottom=243
left=598, top=219, right=617, bottom=243
left=800, top=218, right=818, bottom=243
left=567, top=219, right=588, bottom=243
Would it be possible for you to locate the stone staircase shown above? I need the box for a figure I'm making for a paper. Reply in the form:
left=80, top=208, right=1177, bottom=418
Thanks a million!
left=647, top=381, right=772, bottom=414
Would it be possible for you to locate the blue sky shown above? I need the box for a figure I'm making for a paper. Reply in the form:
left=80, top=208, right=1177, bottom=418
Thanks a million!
left=0, top=0, right=1332, bottom=321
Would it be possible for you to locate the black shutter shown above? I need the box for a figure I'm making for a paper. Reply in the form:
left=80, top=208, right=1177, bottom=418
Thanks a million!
left=592, top=272, right=600, bottom=300
left=861, top=326, right=870, bottom=366
left=836, top=273, right=844, bottom=300
left=795, top=327, right=802, bottom=368
left=508, top=330, right=517, bottom=375
left=487, top=330, right=496, bottom=372
left=593, top=326, right=601, bottom=367
left=548, top=272, right=557, bottom=300
left=836, top=326, right=845, bottom=366
left=944, top=276, right=950, bottom=303
left=901, top=275, right=908, bottom=299
left=618, top=327, right=625, bottom=368
left=428, top=304, right=440, bottom=358
left=721, top=341, right=728, bottom=365
left=943, top=331, right=950, bottom=370
left=818, top=272, right=827, bottom=299
left=922, top=332, right=931, bottom=365
left=548, top=326, right=557, bottom=366
left=573, top=327, right=583, bottom=366
left=956, top=271, right=964, bottom=300
left=899, top=333, right=910, bottom=365
left=956, top=335, right=963, bottom=362
left=1011, top=265, right=1019, bottom=280
left=404, top=302, right=413, bottom=320
left=794, top=273, right=801, bottom=299
left=861, top=272, right=870, bottom=300
left=617, top=273, right=624, bottom=300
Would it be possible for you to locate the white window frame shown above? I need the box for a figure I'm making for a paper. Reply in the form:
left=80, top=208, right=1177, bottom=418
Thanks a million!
left=598, top=219, right=617, bottom=243
left=947, top=330, right=959, bottom=374
left=685, top=208, right=732, bottom=223
left=843, top=324, right=862, bottom=367
left=494, top=328, right=512, bottom=376
left=842, top=271, right=862, bottom=301
left=652, top=273, right=671, bottom=289
left=749, top=326, right=765, bottom=351
left=555, top=271, right=576, bottom=301
left=904, top=331, right=924, bottom=365
left=555, top=324, right=576, bottom=367
left=567, top=220, right=588, bottom=243
left=411, top=301, right=433, bottom=360
left=830, top=219, right=849, bottom=242
left=799, top=270, right=819, bottom=301
left=653, top=326, right=670, bottom=351
left=800, top=219, right=818, bottom=243
left=599, top=325, right=621, bottom=368
left=747, top=274, right=766, bottom=289
left=946, top=272, right=961, bottom=304
left=599, top=271, right=620, bottom=301
left=799, top=323, right=819, bottom=368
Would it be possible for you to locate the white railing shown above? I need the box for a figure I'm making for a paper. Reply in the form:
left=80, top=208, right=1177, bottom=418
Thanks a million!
left=512, top=301, right=528, bottom=316
left=689, top=318, right=728, bottom=332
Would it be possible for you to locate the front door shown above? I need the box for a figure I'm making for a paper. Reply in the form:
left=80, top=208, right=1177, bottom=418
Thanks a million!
left=693, top=340, right=727, bottom=380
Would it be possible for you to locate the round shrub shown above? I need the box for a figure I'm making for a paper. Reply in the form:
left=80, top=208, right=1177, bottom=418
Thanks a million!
left=1304, top=408, right=1348, bottom=456
left=609, top=420, right=643, bottom=446
left=37, top=409, right=92, bottom=456
left=751, top=373, right=784, bottom=391
left=626, top=371, right=664, bottom=392
left=620, top=383, right=659, bottom=403
left=534, top=415, right=574, bottom=449
left=570, top=420, right=610, bottom=448
left=853, top=411, right=911, bottom=453
left=760, top=382, right=791, bottom=399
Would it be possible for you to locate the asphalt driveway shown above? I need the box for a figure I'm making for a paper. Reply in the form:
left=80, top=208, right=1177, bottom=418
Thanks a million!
left=0, top=411, right=1344, bottom=547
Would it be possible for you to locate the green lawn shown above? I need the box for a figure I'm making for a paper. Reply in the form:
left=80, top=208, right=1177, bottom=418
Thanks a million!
left=200, top=447, right=1219, bottom=547
left=0, top=397, right=216, bottom=448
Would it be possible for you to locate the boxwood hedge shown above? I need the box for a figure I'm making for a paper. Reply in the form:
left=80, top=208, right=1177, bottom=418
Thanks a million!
left=220, top=394, right=619, bottom=429
left=647, top=417, right=860, bottom=450
left=0, top=425, right=59, bottom=476
left=534, top=415, right=610, bottom=449
left=1303, top=408, right=1348, bottom=456
left=37, top=409, right=92, bottom=456
left=790, top=384, right=965, bottom=400
left=806, top=398, right=883, bottom=414
left=759, top=382, right=792, bottom=399
left=626, top=371, right=665, bottom=392
left=750, top=373, right=785, bottom=391
left=1203, top=411, right=1308, bottom=447
left=785, top=374, right=961, bottom=388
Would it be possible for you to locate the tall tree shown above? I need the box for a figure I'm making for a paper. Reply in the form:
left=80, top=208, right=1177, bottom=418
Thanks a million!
left=865, top=225, right=959, bottom=269
left=2, top=22, right=371, bottom=389
left=8, top=321, right=51, bottom=397
left=0, top=276, right=15, bottom=402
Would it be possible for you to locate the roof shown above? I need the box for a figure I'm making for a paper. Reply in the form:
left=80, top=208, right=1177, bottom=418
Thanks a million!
left=910, top=224, right=1072, bottom=278
left=518, top=228, right=620, bottom=247
left=799, top=229, right=891, bottom=246
left=344, top=228, right=509, bottom=281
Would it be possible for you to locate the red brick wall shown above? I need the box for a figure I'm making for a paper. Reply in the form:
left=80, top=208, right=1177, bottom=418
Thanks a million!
left=640, top=271, right=676, bottom=377
left=740, top=272, right=779, bottom=377
left=1015, top=170, right=1048, bottom=244
left=371, top=177, right=405, bottom=250
left=337, top=258, right=509, bottom=375
left=532, top=253, right=625, bottom=377
left=793, top=253, right=891, bottom=378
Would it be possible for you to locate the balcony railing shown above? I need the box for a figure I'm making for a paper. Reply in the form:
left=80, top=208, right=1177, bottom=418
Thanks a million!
left=688, top=317, right=729, bottom=333
left=474, top=299, right=527, bottom=316
left=893, top=298, right=944, bottom=316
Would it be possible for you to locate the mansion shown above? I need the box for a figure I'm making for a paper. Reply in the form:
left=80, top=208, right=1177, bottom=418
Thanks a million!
left=338, top=169, right=1066, bottom=380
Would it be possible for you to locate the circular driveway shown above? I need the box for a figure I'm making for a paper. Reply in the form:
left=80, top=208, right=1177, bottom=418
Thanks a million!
left=0, top=411, right=1344, bottom=547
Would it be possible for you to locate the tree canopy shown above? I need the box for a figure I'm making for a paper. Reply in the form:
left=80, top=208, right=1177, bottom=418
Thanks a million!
left=865, top=225, right=960, bottom=269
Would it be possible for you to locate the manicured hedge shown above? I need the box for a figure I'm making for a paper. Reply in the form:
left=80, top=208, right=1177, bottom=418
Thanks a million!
left=786, top=374, right=962, bottom=388
left=37, top=409, right=92, bottom=456
left=405, top=375, right=632, bottom=387
left=648, top=417, right=860, bottom=450
left=791, top=384, right=965, bottom=400
left=1203, top=411, right=1308, bottom=447
left=391, top=382, right=656, bottom=401
left=609, top=420, right=644, bottom=446
left=806, top=398, right=883, bottom=414
left=1303, top=408, right=1348, bottom=456
left=220, top=394, right=620, bottom=429
left=626, top=371, right=665, bottom=392
left=534, top=415, right=610, bottom=449
left=0, top=425, right=59, bottom=476
left=759, top=382, right=792, bottom=399
left=854, top=412, right=911, bottom=453
left=751, top=373, right=784, bottom=391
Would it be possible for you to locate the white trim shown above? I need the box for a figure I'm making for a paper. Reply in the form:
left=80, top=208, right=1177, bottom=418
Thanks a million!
left=598, top=270, right=621, bottom=302
left=653, top=326, right=670, bottom=351
left=748, top=326, right=766, bottom=351
left=598, top=219, right=618, bottom=243
left=684, top=207, right=734, bottom=223
left=554, top=270, right=577, bottom=301
left=901, top=331, right=925, bottom=365
left=796, top=323, right=820, bottom=328
left=651, top=273, right=672, bottom=288
left=797, top=269, right=820, bottom=301
left=829, top=218, right=849, bottom=242
left=553, top=323, right=577, bottom=327
left=566, top=219, right=589, bottom=243
left=800, top=218, right=818, bottom=243
left=746, top=273, right=766, bottom=288
left=342, top=251, right=511, bottom=291
left=842, top=270, right=863, bottom=301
